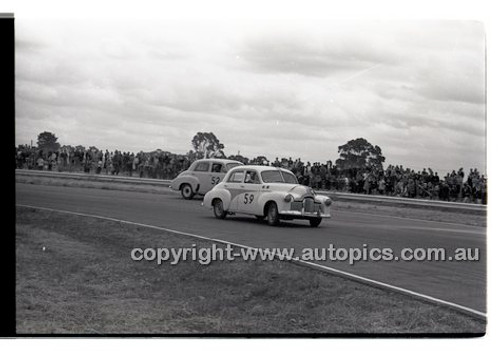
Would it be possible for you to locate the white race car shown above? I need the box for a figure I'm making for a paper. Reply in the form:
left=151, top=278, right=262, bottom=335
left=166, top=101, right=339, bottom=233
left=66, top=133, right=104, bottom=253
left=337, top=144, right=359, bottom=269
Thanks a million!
left=202, top=165, right=332, bottom=227
left=170, top=158, right=243, bottom=199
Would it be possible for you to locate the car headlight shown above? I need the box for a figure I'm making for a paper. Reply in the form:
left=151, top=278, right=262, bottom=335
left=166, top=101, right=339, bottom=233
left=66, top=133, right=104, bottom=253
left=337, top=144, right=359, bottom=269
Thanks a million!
left=284, top=194, right=294, bottom=202
left=324, top=198, right=333, bottom=206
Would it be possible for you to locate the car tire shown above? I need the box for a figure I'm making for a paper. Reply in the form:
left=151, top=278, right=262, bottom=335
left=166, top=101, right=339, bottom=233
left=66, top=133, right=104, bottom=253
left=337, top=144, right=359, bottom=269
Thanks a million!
left=181, top=184, right=194, bottom=200
left=266, top=202, right=280, bottom=226
left=309, top=218, right=322, bottom=227
left=213, top=199, right=227, bottom=219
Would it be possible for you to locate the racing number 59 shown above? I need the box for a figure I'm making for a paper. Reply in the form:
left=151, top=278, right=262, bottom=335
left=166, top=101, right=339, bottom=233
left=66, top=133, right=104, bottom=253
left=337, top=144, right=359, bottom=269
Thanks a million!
left=243, top=193, right=254, bottom=204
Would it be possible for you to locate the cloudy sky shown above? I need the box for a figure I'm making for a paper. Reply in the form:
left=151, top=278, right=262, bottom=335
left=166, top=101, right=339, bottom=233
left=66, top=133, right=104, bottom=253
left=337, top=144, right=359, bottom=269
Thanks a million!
left=15, top=19, right=486, bottom=174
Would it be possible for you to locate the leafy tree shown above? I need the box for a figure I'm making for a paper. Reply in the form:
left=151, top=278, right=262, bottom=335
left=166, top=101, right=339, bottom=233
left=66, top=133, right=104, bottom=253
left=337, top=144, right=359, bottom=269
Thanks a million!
left=249, top=156, right=269, bottom=165
left=211, top=149, right=226, bottom=158
left=37, top=131, right=60, bottom=156
left=335, top=138, right=385, bottom=174
left=186, top=150, right=198, bottom=162
left=191, top=132, right=225, bottom=159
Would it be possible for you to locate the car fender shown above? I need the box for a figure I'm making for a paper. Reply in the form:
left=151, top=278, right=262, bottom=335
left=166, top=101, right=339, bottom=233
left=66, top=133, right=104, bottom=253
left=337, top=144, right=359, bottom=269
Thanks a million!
left=314, top=194, right=333, bottom=213
left=204, top=187, right=232, bottom=211
left=258, top=191, right=288, bottom=216
left=171, top=174, right=199, bottom=192
left=314, top=194, right=331, bottom=203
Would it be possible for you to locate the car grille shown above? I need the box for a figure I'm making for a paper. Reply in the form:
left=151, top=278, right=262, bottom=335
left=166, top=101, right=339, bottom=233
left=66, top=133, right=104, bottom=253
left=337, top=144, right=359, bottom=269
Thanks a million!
left=304, top=198, right=315, bottom=212
left=290, top=198, right=321, bottom=213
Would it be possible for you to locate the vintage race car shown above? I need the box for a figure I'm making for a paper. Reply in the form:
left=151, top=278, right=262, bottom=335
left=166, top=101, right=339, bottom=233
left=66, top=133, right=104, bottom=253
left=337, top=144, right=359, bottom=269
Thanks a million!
left=170, top=158, right=243, bottom=199
left=202, top=165, right=332, bottom=227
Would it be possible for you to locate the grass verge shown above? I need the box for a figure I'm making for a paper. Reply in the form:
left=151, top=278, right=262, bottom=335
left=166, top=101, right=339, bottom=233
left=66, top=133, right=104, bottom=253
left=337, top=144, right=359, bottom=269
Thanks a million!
left=16, top=207, right=485, bottom=334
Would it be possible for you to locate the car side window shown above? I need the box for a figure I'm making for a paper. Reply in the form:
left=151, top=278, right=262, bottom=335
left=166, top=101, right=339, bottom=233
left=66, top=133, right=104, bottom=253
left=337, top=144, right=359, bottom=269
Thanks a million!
left=244, top=170, right=260, bottom=184
left=194, top=161, right=210, bottom=172
left=227, top=170, right=244, bottom=183
left=211, top=163, right=223, bottom=173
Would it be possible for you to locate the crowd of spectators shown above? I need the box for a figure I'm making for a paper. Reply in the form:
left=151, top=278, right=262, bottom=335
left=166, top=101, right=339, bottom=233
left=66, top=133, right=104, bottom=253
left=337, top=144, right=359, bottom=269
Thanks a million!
left=15, top=145, right=193, bottom=180
left=15, top=145, right=487, bottom=204
left=269, top=157, right=487, bottom=204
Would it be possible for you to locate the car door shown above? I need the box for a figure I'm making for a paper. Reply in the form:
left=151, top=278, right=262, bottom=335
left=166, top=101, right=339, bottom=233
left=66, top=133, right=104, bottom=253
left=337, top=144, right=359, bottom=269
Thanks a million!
left=192, top=161, right=211, bottom=194
left=224, top=169, right=245, bottom=211
left=237, top=170, right=262, bottom=214
left=209, top=161, right=224, bottom=189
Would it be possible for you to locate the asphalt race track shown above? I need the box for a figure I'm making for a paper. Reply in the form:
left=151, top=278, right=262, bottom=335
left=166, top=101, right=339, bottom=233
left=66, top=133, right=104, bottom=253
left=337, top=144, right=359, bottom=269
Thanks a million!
left=16, top=183, right=486, bottom=314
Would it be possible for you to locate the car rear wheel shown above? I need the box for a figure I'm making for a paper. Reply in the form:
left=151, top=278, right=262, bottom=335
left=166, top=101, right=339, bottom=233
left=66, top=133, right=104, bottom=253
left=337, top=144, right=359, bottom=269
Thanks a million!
left=213, top=199, right=227, bottom=219
left=309, top=218, right=322, bottom=227
left=181, top=184, right=194, bottom=200
left=266, top=202, right=280, bottom=226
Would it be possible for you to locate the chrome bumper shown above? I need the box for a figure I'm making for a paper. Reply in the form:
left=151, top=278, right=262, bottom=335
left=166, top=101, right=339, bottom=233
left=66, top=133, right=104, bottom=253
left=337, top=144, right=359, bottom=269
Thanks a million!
left=279, top=210, right=331, bottom=218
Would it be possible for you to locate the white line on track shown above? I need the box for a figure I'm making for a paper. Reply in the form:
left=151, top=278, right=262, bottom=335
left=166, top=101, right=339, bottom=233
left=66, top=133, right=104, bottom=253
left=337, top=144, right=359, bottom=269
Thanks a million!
left=16, top=203, right=486, bottom=320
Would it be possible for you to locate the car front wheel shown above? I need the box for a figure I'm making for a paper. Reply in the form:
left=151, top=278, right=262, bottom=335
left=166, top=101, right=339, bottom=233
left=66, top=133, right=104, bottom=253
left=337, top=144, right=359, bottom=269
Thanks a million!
left=266, top=202, right=280, bottom=226
left=213, top=199, right=227, bottom=219
left=181, top=184, right=194, bottom=200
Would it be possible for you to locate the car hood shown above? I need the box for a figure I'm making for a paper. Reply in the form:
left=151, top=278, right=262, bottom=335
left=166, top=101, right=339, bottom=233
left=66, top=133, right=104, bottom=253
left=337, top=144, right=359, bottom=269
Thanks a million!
left=267, top=183, right=316, bottom=201
left=287, top=184, right=317, bottom=200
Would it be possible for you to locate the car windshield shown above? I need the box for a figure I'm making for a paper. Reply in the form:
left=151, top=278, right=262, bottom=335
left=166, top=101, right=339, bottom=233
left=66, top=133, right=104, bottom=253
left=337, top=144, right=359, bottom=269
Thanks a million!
left=261, top=170, right=298, bottom=184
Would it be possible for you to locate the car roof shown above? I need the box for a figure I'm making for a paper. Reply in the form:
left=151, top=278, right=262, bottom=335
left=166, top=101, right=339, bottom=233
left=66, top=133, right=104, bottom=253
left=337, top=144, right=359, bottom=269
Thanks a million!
left=193, top=158, right=243, bottom=164
left=229, top=165, right=295, bottom=173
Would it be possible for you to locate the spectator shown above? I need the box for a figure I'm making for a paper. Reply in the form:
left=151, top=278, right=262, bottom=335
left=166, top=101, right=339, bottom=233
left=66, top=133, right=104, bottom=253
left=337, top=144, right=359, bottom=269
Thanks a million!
left=14, top=144, right=487, bottom=204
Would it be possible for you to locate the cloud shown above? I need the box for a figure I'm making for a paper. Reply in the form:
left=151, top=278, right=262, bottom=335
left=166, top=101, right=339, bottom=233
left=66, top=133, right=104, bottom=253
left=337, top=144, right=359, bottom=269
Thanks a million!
left=237, top=25, right=400, bottom=77
left=414, top=53, right=485, bottom=104
left=15, top=20, right=486, bottom=173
